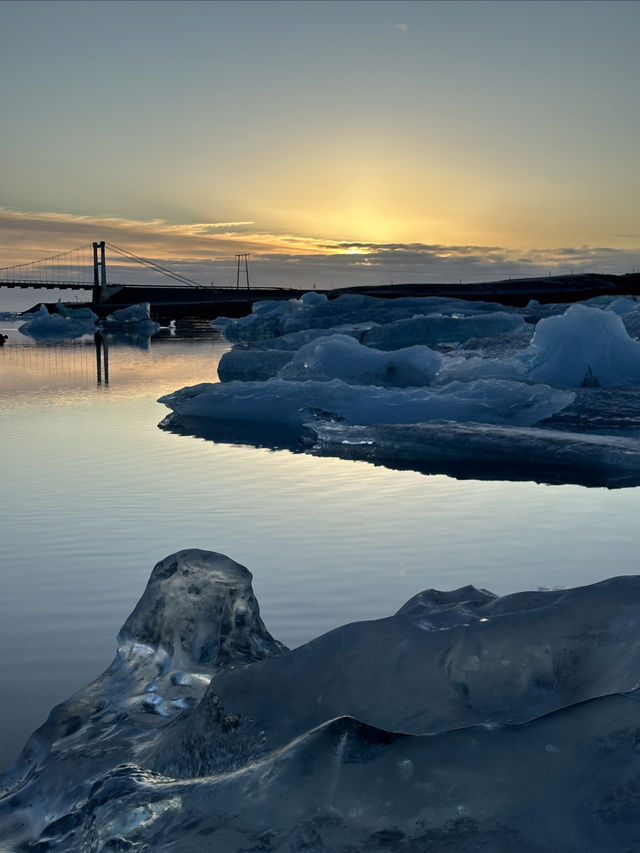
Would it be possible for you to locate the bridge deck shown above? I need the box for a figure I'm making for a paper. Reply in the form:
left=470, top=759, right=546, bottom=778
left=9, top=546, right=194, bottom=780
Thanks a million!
left=1, top=280, right=94, bottom=290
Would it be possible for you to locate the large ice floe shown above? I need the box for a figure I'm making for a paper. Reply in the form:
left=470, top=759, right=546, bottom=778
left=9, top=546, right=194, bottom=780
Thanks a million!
left=2, top=548, right=640, bottom=851
left=158, top=292, right=640, bottom=487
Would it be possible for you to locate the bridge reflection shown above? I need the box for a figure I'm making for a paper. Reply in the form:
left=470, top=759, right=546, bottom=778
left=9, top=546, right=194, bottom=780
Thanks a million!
left=94, top=332, right=109, bottom=385
left=0, top=327, right=227, bottom=398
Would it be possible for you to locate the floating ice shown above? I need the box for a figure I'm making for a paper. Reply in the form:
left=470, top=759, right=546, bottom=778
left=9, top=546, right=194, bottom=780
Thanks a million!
left=278, top=333, right=442, bottom=387
left=0, top=550, right=284, bottom=848
left=2, top=549, right=640, bottom=851
left=18, top=303, right=97, bottom=340
left=212, top=297, right=304, bottom=342
left=514, top=303, right=640, bottom=387
left=438, top=303, right=640, bottom=390
left=214, top=292, right=523, bottom=344
left=306, top=418, right=640, bottom=487
left=363, top=310, right=527, bottom=350
left=217, top=346, right=295, bottom=382
left=605, top=295, right=640, bottom=316
left=160, top=377, right=574, bottom=429
left=54, top=300, right=98, bottom=322
left=101, top=302, right=161, bottom=336
left=171, top=293, right=640, bottom=486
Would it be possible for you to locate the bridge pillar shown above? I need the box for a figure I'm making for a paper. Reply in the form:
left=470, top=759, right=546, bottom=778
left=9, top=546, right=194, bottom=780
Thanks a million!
left=100, top=241, right=107, bottom=303
left=92, top=241, right=108, bottom=303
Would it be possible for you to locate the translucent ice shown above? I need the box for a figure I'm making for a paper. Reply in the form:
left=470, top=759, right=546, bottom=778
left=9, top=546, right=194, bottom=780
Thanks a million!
left=169, top=293, right=640, bottom=485
left=217, top=346, right=295, bottom=382
left=605, top=295, right=639, bottom=316
left=3, top=550, right=640, bottom=851
left=214, top=292, right=524, bottom=344
left=278, top=333, right=442, bottom=387
left=160, top=377, right=574, bottom=429
left=515, top=303, right=640, bottom=387
left=363, top=310, right=527, bottom=350
left=0, top=550, right=284, bottom=846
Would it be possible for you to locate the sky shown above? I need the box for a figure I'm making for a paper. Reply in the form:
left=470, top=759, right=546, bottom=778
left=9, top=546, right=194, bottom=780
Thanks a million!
left=1, top=0, right=639, bottom=295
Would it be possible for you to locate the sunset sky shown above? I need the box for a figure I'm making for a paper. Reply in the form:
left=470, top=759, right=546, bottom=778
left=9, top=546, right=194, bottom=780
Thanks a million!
left=1, top=0, right=639, bottom=293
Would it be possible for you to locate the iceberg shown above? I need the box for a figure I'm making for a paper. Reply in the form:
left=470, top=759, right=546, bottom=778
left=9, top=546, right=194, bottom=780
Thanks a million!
left=101, top=302, right=161, bottom=337
left=362, top=310, right=527, bottom=350
left=217, top=346, right=295, bottom=383
left=277, top=333, right=442, bottom=387
left=160, top=377, right=574, bottom=430
left=2, top=549, right=640, bottom=851
left=18, top=303, right=97, bottom=340
left=171, top=293, right=640, bottom=487
left=439, top=303, right=640, bottom=389
left=515, top=303, right=640, bottom=387
left=215, top=291, right=526, bottom=345
left=54, top=299, right=98, bottom=322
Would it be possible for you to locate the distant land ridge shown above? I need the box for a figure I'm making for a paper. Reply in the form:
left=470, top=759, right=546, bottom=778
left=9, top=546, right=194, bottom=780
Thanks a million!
left=25, top=271, right=640, bottom=322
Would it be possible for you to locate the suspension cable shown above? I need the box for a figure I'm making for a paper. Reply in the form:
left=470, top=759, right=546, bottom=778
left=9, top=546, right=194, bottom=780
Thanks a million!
left=0, top=243, right=94, bottom=274
left=104, top=242, right=206, bottom=288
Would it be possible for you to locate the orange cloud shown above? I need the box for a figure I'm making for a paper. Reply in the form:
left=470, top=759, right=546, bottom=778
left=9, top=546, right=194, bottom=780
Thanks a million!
left=1, top=207, right=638, bottom=292
left=0, top=208, right=379, bottom=267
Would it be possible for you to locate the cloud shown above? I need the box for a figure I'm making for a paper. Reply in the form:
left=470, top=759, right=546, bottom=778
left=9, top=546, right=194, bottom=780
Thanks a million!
left=1, top=207, right=639, bottom=292
left=192, top=222, right=255, bottom=234
left=388, top=21, right=408, bottom=32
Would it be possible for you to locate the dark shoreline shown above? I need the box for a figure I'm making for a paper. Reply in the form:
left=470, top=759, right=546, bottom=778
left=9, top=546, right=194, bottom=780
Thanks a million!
left=22, top=271, right=640, bottom=322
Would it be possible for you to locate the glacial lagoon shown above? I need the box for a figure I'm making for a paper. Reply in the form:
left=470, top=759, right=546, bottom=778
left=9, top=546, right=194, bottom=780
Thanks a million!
left=2, top=295, right=640, bottom=849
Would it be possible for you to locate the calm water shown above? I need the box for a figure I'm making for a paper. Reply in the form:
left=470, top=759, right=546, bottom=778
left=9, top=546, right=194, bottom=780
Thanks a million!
left=2, top=317, right=640, bottom=770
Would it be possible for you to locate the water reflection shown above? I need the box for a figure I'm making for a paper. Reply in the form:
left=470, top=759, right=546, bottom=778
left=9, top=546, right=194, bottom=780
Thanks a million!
left=159, top=407, right=640, bottom=489
left=0, top=323, right=228, bottom=400
left=2, top=320, right=640, bottom=772
left=95, top=332, right=109, bottom=385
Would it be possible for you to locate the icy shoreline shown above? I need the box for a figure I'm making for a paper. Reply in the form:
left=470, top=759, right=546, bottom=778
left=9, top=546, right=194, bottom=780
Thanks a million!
left=2, top=549, right=640, bottom=851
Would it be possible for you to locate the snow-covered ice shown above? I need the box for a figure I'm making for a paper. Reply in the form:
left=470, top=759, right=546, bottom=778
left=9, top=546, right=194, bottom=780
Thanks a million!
left=165, top=292, right=640, bottom=486
left=2, top=548, right=640, bottom=851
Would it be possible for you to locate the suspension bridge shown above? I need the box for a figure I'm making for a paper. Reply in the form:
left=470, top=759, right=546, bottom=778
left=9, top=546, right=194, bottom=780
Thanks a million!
left=0, top=241, right=300, bottom=319
left=0, top=241, right=222, bottom=302
left=4, top=242, right=640, bottom=316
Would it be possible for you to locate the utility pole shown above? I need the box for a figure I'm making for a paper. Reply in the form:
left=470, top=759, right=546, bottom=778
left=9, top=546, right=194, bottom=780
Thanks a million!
left=236, top=253, right=250, bottom=290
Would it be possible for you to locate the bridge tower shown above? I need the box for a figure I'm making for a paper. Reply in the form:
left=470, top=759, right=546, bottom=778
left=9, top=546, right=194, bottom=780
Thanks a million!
left=92, top=241, right=108, bottom=303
